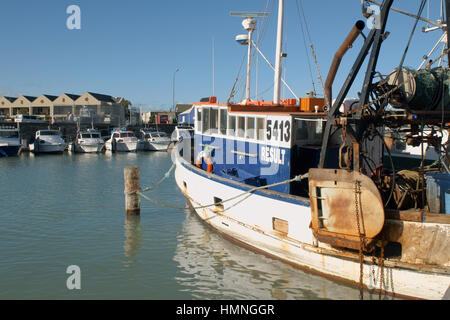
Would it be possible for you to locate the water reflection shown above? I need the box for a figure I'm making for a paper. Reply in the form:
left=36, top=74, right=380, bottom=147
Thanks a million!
left=123, top=215, right=142, bottom=266
left=174, top=211, right=365, bottom=300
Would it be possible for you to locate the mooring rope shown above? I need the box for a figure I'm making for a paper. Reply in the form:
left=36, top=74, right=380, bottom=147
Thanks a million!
left=140, top=163, right=176, bottom=193
left=128, top=167, right=308, bottom=212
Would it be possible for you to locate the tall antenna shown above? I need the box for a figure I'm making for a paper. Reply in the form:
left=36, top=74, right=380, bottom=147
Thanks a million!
left=231, top=11, right=270, bottom=102
left=273, top=0, right=284, bottom=104
left=212, top=34, right=215, bottom=97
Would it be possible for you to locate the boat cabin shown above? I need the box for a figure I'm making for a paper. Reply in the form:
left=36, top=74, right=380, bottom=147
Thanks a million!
left=141, top=131, right=168, bottom=139
left=192, top=98, right=342, bottom=195
left=36, top=130, right=62, bottom=138
left=78, top=130, right=101, bottom=140
left=0, top=126, right=19, bottom=139
left=111, top=130, right=136, bottom=139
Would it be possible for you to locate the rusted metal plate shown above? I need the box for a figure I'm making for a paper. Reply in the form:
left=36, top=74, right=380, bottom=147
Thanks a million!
left=309, top=168, right=385, bottom=241
left=381, top=219, right=450, bottom=266
left=273, top=217, right=289, bottom=235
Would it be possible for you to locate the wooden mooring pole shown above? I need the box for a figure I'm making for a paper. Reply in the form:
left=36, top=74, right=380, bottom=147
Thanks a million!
left=124, top=166, right=140, bottom=215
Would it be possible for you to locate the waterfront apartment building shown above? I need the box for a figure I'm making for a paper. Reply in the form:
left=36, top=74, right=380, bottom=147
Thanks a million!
left=0, top=92, right=126, bottom=126
left=141, top=111, right=177, bottom=124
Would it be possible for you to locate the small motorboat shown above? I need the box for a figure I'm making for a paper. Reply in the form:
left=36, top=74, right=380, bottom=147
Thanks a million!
left=30, top=130, right=66, bottom=154
left=0, top=125, right=22, bottom=157
left=71, top=129, right=105, bottom=153
left=140, top=130, right=171, bottom=151
left=105, top=129, right=138, bottom=152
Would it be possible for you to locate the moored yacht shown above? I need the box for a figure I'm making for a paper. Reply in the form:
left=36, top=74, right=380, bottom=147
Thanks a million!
left=140, top=130, right=171, bottom=151
left=0, top=125, right=21, bottom=157
left=30, top=130, right=66, bottom=154
left=105, top=129, right=138, bottom=152
left=71, top=129, right=105, bottom=153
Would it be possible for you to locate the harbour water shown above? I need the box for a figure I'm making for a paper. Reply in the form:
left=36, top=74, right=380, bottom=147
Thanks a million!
left=0, top=151, right=365, bottom=299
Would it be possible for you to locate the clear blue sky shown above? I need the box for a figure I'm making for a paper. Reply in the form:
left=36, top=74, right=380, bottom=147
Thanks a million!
left=0, top=0, right=446, bottom=111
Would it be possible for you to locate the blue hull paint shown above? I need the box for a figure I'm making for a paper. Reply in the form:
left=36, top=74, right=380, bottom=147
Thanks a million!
left=0, top=145, right=20, bottom=157
left=181, top=159, right=310, bottom=207
left=195, top=134, right=291, bottom=193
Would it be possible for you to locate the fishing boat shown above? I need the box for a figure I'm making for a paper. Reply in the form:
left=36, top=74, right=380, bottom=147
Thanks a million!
left=0, top=125, right=21, bottom=157
left=105, top=129, right=139, bottom=152
left=173, top=0, right=450, bottom=300
left=30, top=130, right=66, bottom=154
left=71, top=129, right=105, bottom=153
left=139, top=130, right=171, bottom=151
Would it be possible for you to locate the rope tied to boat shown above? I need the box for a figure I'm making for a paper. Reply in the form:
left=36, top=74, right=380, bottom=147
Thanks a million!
left=131, top=169, right=309, bottom=212
left=124, top=163, right=176, bottom=196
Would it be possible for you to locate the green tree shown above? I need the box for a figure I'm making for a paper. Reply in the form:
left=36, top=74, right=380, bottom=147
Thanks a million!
left=121, top=99, right=132, bottom=123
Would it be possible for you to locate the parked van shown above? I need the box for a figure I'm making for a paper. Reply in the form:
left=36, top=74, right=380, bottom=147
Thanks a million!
left=14, top=115, right=47, bottom=123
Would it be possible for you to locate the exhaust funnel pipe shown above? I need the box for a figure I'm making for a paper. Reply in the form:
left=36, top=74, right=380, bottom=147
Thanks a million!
left=324, top=20, right=365, bottom=110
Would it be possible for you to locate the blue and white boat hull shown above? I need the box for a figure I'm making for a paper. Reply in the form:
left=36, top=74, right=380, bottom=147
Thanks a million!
left=173, top=144, right=450, bottom=300
left=0, top=144, right=21, bottom=157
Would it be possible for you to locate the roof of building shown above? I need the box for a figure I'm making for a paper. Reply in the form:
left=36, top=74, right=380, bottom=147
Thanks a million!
left=64, top=93, right=81, bottom=100
left=22, top=96, right=37, bottom=102
left=87, top=92, right=116, bottom=103
left=42, top=94, right=58, bottom=101
left=3, top=96, right=17, bottom=103
left=175, top=104, right=192, bottom=113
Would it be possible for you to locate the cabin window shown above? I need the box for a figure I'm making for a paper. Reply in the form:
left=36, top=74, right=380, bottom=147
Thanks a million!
left=0, top=131, right=18, bottom=138
left=81, top=133, right=90, bottom=138
left=246, top=117, right=255, bottom=139
left=210, top=108, right=219, bottom=134
left=228, top=115, right=236, bottom=136
left=91, top=133, right=100, bottom=138
left=113, top=133, right=120, bottom=139
left=237, top=116, right=245, bottom=138
left=202, top=108, right=210, bottom=134
left=256, top=118, right=265, bottom=141
left=295, top=119, right=323, bottom=145
left=196, top=108, right=202, bottom=133
left=219, top=109, right=227, bottom=135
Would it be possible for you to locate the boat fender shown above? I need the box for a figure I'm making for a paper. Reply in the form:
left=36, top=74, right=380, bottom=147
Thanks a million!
left=196, top=151, right=214, bottom=173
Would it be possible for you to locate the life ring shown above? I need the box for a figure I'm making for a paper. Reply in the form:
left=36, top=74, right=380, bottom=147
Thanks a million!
left=196, top=151, right=214, bottom=173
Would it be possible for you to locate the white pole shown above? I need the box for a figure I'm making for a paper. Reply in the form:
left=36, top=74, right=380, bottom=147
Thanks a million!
left=273, top=0, right=284, bottom=104
left=212, top=35, right=215, bottom=97
left=246, top=29, right=254, bottom=101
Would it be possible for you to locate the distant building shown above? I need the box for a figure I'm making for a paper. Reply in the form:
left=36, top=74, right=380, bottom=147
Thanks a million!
left=31, top=94, right=58, bottom=119
left=175, top=104, right=192, bottom=114
left=0, top=96, right=16, bottom=115
left=141, top=111, right=176, bottom=124
left=52, top=93, right=81, bottom=119
left=128, top=106, right=142, bottom=126
left=11, top=95, right=37, bottom=115
left=0, top=92, right=126, bottom=126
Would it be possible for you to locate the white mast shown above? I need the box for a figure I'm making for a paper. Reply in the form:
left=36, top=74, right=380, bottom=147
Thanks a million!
left=212, top=34, right=215, bottom=96
left=243, top=18, right=256, bottom=101
left=231, top=11, right=269, bottom=103
left=273, top=0, right=284, bottom=104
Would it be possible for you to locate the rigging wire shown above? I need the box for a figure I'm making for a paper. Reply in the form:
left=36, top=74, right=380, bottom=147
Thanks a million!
left=297, top=0, right=325, bottom=93
left=295, top=0, right=317, bottom=96
left=227, top=51, right=248, bottom=104
left=393, top=0, right=427, bottom=85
